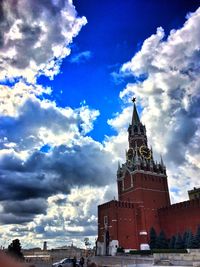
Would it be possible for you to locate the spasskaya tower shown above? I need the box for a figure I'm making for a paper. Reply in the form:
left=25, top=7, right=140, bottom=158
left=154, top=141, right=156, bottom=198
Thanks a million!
left=97, top=99, right=170, bottom=253
left=117, top=98, right=170, bottom=210
left=97, top=98, right=200, bottom=255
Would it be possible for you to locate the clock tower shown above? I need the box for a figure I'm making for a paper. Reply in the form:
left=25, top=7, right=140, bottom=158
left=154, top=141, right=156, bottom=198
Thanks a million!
left=97, top=98, right=200, bottom=254
left=117, top=99, right=170, bottom=241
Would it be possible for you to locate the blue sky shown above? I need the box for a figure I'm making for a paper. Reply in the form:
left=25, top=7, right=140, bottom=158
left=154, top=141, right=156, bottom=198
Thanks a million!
left=37, top=0, right=199, bottom=141
left=0, top=0, right=200, bottom=249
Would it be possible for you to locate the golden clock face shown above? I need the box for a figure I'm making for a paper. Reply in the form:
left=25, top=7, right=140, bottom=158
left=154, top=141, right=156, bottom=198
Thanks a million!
left=139, top=145, right=151, bottom=159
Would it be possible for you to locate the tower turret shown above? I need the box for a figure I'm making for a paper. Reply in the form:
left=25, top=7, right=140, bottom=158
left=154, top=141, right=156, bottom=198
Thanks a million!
left=128, top=98, right=147, bottom=149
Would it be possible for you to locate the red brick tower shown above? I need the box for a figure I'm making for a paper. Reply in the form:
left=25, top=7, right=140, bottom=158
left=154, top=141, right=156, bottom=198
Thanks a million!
left=97, top=99, right=171, bottom=252
left=117, top=98, right=170, bottom=244
left=97, top=99, right=200, bottom=254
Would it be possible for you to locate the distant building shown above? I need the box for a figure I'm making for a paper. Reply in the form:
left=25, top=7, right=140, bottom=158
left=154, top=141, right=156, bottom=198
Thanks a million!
left=97, top=100, right=200, bottom=255
left=188, top=187, right=200, bottom=200
left=23, top=245, right=88, bottom=263
left=43, top=241, right=47, bottom=251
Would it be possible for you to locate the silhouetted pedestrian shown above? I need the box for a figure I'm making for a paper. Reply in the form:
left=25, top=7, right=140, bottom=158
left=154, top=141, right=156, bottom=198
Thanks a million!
left=80, top=256, right=84, bottom=267
left=73, top=256, right=77, bottom=267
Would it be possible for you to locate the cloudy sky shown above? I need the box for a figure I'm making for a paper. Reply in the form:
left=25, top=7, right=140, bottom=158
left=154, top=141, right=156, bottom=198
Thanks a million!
left=0, top=0, right=200, bottom=249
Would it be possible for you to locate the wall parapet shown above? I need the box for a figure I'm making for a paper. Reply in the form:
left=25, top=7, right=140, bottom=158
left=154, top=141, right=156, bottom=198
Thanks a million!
left=158, top=198, right=200, bottom=212
left=98, top=200, right=137, bottom=210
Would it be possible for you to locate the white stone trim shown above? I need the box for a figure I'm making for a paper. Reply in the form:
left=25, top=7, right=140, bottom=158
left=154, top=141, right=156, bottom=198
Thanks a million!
left=122, top=187, right=168, bottom=194
left=139, top=231, right=147, bottom=235
left=131, top=174, right=133, bottom=187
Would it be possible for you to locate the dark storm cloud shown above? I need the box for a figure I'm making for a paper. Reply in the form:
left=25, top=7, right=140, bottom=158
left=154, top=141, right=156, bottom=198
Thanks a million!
left=0, top=142, right=115, bottom=223
left=0, top=106, right=115, bottom=224
left=0, top=143, right=115, bottom=199
left=0, top=213, right=35, bottom=225
left=0, top=198, right=47, bottom=224
left=0, top=170, right=62, bottom=201
left=2, top=198, right=47, bottom=216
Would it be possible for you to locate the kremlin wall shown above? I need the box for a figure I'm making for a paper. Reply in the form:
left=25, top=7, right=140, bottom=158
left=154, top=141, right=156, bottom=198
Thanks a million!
left=158, top=199, right=200, bottom=238
left=97, top=99, right=200, bottom=255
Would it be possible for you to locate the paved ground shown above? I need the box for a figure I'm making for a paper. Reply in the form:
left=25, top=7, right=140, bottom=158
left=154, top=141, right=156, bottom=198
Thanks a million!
left=92, top=255, right=154, bottom=267
left=26, top=256, right=153, bottom=267
left=25, top=256, right=194, bottom=267
left=25, top=261, right=51, bottom=267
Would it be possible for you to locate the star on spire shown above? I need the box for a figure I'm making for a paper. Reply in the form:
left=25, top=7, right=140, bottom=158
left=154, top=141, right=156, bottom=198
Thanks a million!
left=131, top=97, right=140, bottom=124
left=132, top=97, right=136, bottom=103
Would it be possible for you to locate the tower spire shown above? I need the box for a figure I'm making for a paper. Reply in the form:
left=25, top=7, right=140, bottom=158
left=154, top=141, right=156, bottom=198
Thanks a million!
left=128, top=97, right=147, bottom=149
left=131, top=97, right=140, bottom=125
left=160, top=154, right=164, bottom=167
left=118, top=161, right=121, bottom=170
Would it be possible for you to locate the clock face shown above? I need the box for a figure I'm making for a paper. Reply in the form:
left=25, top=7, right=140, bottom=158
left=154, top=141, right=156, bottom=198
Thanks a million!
left=139, top=145, right=151, bottom=159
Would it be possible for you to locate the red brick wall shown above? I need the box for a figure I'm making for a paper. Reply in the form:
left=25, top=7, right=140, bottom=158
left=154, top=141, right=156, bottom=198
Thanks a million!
left=124, top=171, right=132, bottom=190
left=118, top=171, right=170, bottom=234
left=119, top=172, right=170, bottom=208
left=158, top=199, right=200, bottom=237
left=98, top=173, right=200, bottom=250
left=98, top=200, right=140, bottom=249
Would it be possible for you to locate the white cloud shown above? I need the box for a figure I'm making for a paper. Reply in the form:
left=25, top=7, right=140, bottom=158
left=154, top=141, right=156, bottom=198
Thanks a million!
left=0, top=82, right=51, bottom=117
left=79, top=105, right=100, bottom=135
left=121, top=27, right=165, bottom=76
left=0, top=0, right=117, bottom=249
left=0, top=0, right=87, bottom=82
left=0, top=81, right=102, bottom=155
left=0, top=95, right=116, bottom=244
left=114, top=7, right=200, bottom=202
left=104, top=131, right=128, bottom=163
